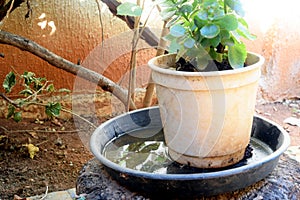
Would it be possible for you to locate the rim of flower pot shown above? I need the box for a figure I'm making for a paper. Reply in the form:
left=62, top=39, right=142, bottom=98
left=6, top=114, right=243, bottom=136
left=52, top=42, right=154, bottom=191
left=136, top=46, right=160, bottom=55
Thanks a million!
left=148, top=52, right=265, bottom=77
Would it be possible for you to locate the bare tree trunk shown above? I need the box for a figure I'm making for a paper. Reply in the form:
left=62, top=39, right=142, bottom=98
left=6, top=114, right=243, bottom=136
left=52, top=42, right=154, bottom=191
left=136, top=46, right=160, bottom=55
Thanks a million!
left=0, top=30, right=137, bottom=110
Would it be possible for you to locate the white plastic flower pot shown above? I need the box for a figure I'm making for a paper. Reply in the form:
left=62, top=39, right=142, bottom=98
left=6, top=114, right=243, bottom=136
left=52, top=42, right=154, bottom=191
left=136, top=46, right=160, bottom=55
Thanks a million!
left=148, top=53, right=264, bottom=168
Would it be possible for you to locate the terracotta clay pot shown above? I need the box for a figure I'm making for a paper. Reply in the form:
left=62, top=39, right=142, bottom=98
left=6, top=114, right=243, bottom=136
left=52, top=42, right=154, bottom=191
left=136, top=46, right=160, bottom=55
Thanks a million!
left=148, top=52, right=264, bottom=168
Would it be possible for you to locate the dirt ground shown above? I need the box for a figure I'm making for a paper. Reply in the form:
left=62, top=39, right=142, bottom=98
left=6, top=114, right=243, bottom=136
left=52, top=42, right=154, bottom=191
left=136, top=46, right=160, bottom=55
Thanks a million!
left=0, top=117, right=94, bottom=200
left=0, top=98, right=299, bottom=200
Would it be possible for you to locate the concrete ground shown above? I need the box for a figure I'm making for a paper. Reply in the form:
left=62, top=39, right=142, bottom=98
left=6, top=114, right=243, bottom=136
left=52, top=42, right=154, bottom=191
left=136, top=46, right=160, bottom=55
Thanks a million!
left=28, top=188, right=76, bottom=200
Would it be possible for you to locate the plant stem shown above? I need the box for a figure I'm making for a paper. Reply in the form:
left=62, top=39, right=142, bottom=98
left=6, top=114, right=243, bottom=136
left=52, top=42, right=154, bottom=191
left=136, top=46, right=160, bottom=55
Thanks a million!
left=0, top=92, right=19, bottom=107
left=224, top=2, right=227, bottom=14
left=61, top=107, right=97, bottom=128
left=126, top=0, right=143, bottom=111
left=22, top=80, right=50, bottom=103
left=95, top=0, right=105, bottom=59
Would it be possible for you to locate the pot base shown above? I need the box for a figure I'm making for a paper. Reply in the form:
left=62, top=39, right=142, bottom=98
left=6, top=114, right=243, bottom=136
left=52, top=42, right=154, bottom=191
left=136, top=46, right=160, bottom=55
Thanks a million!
left=168, top=148, right=246, bottom=168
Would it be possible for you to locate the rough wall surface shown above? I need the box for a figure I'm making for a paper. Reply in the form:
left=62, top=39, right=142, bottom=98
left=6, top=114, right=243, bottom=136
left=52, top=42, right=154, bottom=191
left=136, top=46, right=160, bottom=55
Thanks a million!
left=0, top=0, right=155, bottom=95
left=0, top=0, right=299, bottom=102
left=244, top=0, right=300, bottom=101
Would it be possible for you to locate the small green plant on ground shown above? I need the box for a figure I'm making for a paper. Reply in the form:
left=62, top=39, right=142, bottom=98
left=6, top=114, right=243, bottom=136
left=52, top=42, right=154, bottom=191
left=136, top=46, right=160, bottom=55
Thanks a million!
left=1, top=69, right=70, bottom=122
left=0, top=69, right=71, bottom=159
left=159, top=0, right=256, bottom=70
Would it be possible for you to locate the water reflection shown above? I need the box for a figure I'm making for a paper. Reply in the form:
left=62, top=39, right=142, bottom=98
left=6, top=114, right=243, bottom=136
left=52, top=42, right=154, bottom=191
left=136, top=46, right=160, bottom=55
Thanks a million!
left=103, top=128, right=273, bottom=174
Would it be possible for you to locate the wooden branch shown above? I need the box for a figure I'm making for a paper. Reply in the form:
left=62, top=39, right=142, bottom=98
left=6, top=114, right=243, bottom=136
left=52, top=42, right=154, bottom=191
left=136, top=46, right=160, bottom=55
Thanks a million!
left=100, top=0, right=159, bottom=47
left=0, top=92, right=19, bottom=107
left=0, top=30, right=136, bottom=110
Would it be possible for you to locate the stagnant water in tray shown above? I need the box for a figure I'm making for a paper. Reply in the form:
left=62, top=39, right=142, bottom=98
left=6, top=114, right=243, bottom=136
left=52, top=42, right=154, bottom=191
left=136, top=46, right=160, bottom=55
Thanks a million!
left=103, top=128, right=274, bottom=174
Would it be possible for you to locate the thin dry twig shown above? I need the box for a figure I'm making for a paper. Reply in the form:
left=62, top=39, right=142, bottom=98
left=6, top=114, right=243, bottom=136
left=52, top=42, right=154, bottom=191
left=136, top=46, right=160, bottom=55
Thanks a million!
left=35, top=140, right=49, bottom=146
left=0, top=92, right=19, bottom=107
left=22, top=80, right=51, bottom=103
left=95, top=0, right=105, bottom=60
left=0, top=125, right=83, bottom=134
left=0, top=90, right=97, bottom=129
left=126, top=0, right=143, bottom=111
left=61, top=107, right=97, bottom=129
left=5, top=0, right=15, bottom=18
left=39, top=185, right=48, bottom=200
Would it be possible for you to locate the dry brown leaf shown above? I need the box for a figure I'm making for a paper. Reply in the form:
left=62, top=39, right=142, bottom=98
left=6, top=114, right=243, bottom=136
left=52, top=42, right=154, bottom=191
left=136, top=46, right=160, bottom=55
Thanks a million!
left=13, top=194, right=29, bottom=200
left=28, top=131, right=38, bottom=139
left=0, top=135, right=7, bottom=140
left=52, top=118, right=62, bottom=126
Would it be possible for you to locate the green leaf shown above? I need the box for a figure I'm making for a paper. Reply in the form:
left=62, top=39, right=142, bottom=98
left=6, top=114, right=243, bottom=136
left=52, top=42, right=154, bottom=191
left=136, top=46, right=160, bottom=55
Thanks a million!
left=3, top=71, right=16, bottom=93
left=46, top=84, right=55, bottom=92
left=200, top=24, right=220, bottom=38
left=13, top=112, right=22, bottom=122
left=58, top=88, right=71, bottom=93
left=184, top=37, right=195, bottom=48
left=165, top=16, right=179, bottom=28
left=128, top=142, right=144, bottom=152
left=140, top=143, right=160, bottom=153
left=45, top=102, right=61, bottom=117
left=160, top=7, right=176, bottom=21
left=203, top=0, right=218, bottom=7
left=33, top=77, right=46, bottom=91
left=222, top=38, right=235, bottom=46
left=7, top=105, right=15, bottom=119
left=237, top=21, right=257, bottom=40
left=215, top=52, right=224, bottom=63
left=179, top=4, right=193, bottom=14
left=15, top=99, right=25, bottom=107
left=200, top=35, right=220, bottom=48
left=194, top=16, right=206, bottom=28
left=210, top=35, right=221, bottom=47
left=22, top=71, right=35, bottom=85
left=168, top=40, right=181, bottom=53
left=184, top=46, right=209, bottom=70
left=197, top=9, right=208, bottom=20
left=225, top=0, right=245, bottom=17
left=195, top=56, right=209, bottom=70
left=215, top=14, right=238, bottom=31
left=170, top=24, right=186, bottom=37
left=157, top=0, right=175, bottom=7
left=211, top=8, right=225, bottom=20
left=163, top=33, right=177, bottom=42
left=209, top=47, right=218, bottom=60
left=19, top=88, right=33, bottom=96
left=219, top=30, right=230, bottom=39
left=228, top=42, right=247, bottom=68
left=117, top=2, right=142, bottom=17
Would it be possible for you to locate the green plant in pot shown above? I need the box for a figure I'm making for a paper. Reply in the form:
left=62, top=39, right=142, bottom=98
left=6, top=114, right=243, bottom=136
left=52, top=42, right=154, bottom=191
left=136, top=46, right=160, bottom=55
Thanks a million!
left=148, top=0, right=265, bottom=168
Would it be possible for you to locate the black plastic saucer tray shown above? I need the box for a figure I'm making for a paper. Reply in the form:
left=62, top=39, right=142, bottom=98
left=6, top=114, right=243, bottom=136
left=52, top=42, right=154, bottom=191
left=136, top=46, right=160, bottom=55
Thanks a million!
left=90, top=106, right=290, bottom=198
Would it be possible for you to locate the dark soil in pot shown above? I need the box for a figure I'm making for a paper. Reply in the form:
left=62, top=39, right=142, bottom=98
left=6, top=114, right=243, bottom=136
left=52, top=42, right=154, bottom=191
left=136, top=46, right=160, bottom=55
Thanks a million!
left=175, top=57, right=247, bottom=72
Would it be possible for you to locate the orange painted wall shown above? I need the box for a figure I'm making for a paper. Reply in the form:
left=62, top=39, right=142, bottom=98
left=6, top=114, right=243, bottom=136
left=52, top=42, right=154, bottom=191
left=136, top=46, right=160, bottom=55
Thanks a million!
left=0, top=0, right=156, bottom=95
left=1, top=0, right=299, bottom=101
left=243, top=0, right=300, bottom=101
